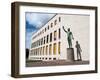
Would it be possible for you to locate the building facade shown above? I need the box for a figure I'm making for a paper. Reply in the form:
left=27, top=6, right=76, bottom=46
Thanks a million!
left=29, top=14, right=69, bottom=61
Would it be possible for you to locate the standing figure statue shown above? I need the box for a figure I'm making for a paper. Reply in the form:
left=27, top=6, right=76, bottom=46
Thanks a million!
left=63, top=26, right=74, bottom=48
left=75, top=41, right=82, bottom=61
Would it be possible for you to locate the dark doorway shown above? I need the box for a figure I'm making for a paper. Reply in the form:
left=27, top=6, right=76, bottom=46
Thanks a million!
left=26, top=48, right=29, bottom=59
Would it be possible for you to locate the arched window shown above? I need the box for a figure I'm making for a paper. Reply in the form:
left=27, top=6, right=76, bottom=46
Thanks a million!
left=46, top=45, right=48, bottom=55
left=49, top=44, right=52, bottom=55
left=58, top=42, right=61, bottom=54
left=58, top=28, right=61, bottom=39
left=53, top=43, right=57, bottom=55
left=54, top=30, right=57, bottom=40
left=50, top=33, right=52, bottom=42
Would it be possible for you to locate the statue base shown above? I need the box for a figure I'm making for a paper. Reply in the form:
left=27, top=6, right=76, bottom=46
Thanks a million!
left=67, top=48, right=75, bottom=62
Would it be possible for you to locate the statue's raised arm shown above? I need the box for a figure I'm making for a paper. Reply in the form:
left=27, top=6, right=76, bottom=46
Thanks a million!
left=63, top=26, right=67, bottom=33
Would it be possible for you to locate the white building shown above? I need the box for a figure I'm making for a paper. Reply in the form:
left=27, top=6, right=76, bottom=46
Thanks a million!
left=29, top=14, right=90, bottom=61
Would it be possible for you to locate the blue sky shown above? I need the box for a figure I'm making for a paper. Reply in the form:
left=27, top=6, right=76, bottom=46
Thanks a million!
left=25, top=12, right=55, bottom=49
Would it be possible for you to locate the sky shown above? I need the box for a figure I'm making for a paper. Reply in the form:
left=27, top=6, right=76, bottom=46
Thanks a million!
left=25, top=12, right=55, bottom=49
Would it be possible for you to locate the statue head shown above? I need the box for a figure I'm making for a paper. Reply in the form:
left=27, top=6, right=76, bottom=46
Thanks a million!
left=76, top=41, right=78, bottom=44
left=68, top=28, right=70, bottom=31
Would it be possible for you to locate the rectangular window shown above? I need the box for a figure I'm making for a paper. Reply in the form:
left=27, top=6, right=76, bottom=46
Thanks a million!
left=48, top=25, right=49, bottom=30
left=50, top=33, right=52, bottom=42
left=46, top=35, right=49, bottom=43
left=34, top=49, right=35, bottom=55
left=41, top=38, right=43, bottom=45
left=44, top=37, right=45, bottom=44
left=33, top=50, right=35, bottom=55
left=38, top=48, right=39, bottom=55
left=33, top=49, right=35, bottom=55
left=37, top=48, right=38, bottom=55
left=42, top=29, right=44, bottom=33
left=35, top=41, right=36, bottom=47
left=34, top=49, right=36, bottom=55
left=49, top=44, right=52, bottom=55
left=49, top=58, right=51, bottom=60
left=39, top=48, right=41, bottom=55
left=43, top=46, right=45, bottom=55
left=51, top=23, right=53, bottom=27
left=53, top=43, right=57, bottom=55
left=38, top=48, right=40, bottom=55
left=36, top=48, right=37, bottom=55
left=54, top=31, right=57, bottom=40
left=39, top=48, right=40, bottom=55
left=36, top=41, right=38, bottom=46
left=55, top=20, right=57, bottom=25
left=45, top=28, right=46, bottom=32
left=58, top=42, right=61, bottom=54
left=34, top=41, right=35, bottom=47
left=37, top=40, right=39, bottom=46
left=32, top=43, right=34, bottom=48
left=30, top=50, right=33, bottom=55
left=35, top=42, right=36, bottom=47
left=59, top=17, right=61, bottom=22
left=53, top=58, right=56, bottom=60
left=36, top=41, right=38, bottom=47
left=46, top=45, right=48, bottom=55
left=32, top=50, right=34, bottom=55
left=40, top=39, right=41, bottom=46
left=58, top=28, right=61, bottom=39
left=33, top=43, right=35, bottom=47
left=35, top=49, right=36, bottom=55
left=39, top=39, right=40, bottom=46
left=40, top=47, right=42, bottom=55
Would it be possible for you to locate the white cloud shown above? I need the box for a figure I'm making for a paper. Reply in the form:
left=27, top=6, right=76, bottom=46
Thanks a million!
left=26, top=13, right=55, bottom=28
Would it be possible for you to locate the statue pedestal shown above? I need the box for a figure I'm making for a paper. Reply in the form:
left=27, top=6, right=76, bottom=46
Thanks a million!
left=67, top=48, right=75, bottom=62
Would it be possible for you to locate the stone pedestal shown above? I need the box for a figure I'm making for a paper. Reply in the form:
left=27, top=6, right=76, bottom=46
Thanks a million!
left=67, top=48, right=75, bottom=62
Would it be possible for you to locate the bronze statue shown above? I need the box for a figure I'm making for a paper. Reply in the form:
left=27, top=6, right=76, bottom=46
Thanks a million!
left=63, top=26, right=74, bottom=48
left=75, top=41, right=82, bottom=61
